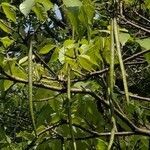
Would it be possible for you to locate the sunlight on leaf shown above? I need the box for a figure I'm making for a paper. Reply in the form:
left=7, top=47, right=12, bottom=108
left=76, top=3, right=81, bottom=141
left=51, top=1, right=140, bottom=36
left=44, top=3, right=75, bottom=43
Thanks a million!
left=119, top=32, right=130, bottom=46
left=19, top=0, right=35, bottom=16
left=0, top=19, right=12, bottom=33
left=0, top=36, right=14, bottom=48
left=1, top=3, right=16, bottom=23
left=63, top=0, right=82, bottom=8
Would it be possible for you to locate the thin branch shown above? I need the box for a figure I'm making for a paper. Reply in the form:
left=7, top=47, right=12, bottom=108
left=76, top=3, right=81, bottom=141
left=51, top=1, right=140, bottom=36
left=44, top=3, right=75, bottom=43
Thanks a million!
left=134, top=10, right=150, bottom=24
left=33, top=93, right=61, bottom=102
left=72, top=49, right=150, bottom=82
left=1, top=69, right=150, bottom=136
left=123, top=49, right=150, bottom=63
left=119, top=16, right=150, bottom=34
left=117, top=90, right=150, bottom=102
left=1, top=70, right=150, bottom=104
left=33, top=51, right=56, bottom=77
left=25, top=121, right=64, bottom=150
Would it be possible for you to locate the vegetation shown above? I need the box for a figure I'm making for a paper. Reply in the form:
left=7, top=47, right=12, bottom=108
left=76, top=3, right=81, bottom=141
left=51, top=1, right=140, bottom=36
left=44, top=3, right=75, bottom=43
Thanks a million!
left=0, top=0, right=150, bottom=149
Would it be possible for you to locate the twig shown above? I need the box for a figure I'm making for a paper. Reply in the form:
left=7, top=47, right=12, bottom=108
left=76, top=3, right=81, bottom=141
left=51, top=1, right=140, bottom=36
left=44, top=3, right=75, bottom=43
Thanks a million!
left=119, top=16, right=150, bottom=34
left=33, top=51, right=56, bottom=77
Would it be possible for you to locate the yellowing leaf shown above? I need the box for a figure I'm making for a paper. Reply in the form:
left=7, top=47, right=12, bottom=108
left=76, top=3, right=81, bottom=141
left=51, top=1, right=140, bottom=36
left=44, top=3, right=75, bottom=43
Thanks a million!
left=1, top=3, right=16, bottom=23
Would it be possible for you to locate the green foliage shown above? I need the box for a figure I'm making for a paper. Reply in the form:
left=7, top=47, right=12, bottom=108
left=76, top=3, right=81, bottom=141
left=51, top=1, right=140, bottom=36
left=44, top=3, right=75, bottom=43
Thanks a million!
left=0, top=0, right=150, bottom=149
left=19, top=0, right=35, bottom=16
left=1, top=2, right=16, bottom=23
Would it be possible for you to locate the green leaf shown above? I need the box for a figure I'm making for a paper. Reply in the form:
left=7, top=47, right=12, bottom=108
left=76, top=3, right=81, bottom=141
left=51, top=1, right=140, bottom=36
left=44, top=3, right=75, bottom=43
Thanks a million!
left=136, top=38, right=150, bottom=63
left=32, top=3, right=47, bottom=21
left=39, top=43, right=55, bottom=54
left=19, top=0, right=35, bottom=16
left=83, top=0, right=94, bottom=24
left=59, top=47, right=65, bottom=64
left=17, top=131, right=34, bottom=141
left=50, top=47, right=59, bottom=62
left=11, top=63, right=27, bottom=80
left=18, top=56, right=28, bottom=65
left=36, top=104, right=53, bottom=127
left=78, top=6, right=88, bottom=27
left=119, top=32, right=130, bottom=46
left=96, top=139, right=107, bottom=150
left=66, top=9, right=79, bottom=33
left=78, top=54, right=94, bottom=71
left=1, top=3, right=16, bottom=23
left=35, top=0, right=53, bottom=11
left=0, top=19, right=12, bottom=33
left=63, top=39, right=75, bottom=48
left=63, top=0, right=82, bottom=8
left=0, top=53, right=4, bottom=66
left=58, top=40, right=75, bottom=64
left=145, top=0, right=150, bottom=9
left=3, top=80, right=13, bottom=91
left=0, top=36, right=14, bottom=48
left=136, top=38, right=150, bottom=50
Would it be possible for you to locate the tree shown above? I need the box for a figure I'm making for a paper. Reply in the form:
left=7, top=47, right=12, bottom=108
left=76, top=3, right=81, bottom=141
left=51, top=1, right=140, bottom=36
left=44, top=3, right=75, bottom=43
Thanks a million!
left=0, top=0, right=150, bottom=149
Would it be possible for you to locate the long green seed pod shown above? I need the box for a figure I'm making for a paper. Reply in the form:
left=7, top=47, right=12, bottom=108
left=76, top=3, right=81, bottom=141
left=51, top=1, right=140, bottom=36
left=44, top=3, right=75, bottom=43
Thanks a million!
left=113, top=18, right=130, bottom=104
left=67, top=64, right=76, bottom=150
left=28, top=41, right=37, bottom=137
left=107, top=19, right=116, bottom=150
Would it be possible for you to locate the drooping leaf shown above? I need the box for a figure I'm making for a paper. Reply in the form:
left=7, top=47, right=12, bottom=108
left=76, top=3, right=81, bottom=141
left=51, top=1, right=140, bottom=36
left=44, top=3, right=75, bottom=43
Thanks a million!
left=0, top=19, right=12, bottom=33
left=78, top=6, right=88, bottom=27
left=32, top=2, right=47, bottom=21
left=82, top=0, right=95, bottom=24
left=35, top=0, right=53, bottom=11
left=1, top=3, right=16, bottom=23
left=0, top=36, right=14, bottom=48
left=19, top=0, right=35, bottom=16
left=66, top=8, right=80, bottom=34
left=63, top=0, right=82, bottom=8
